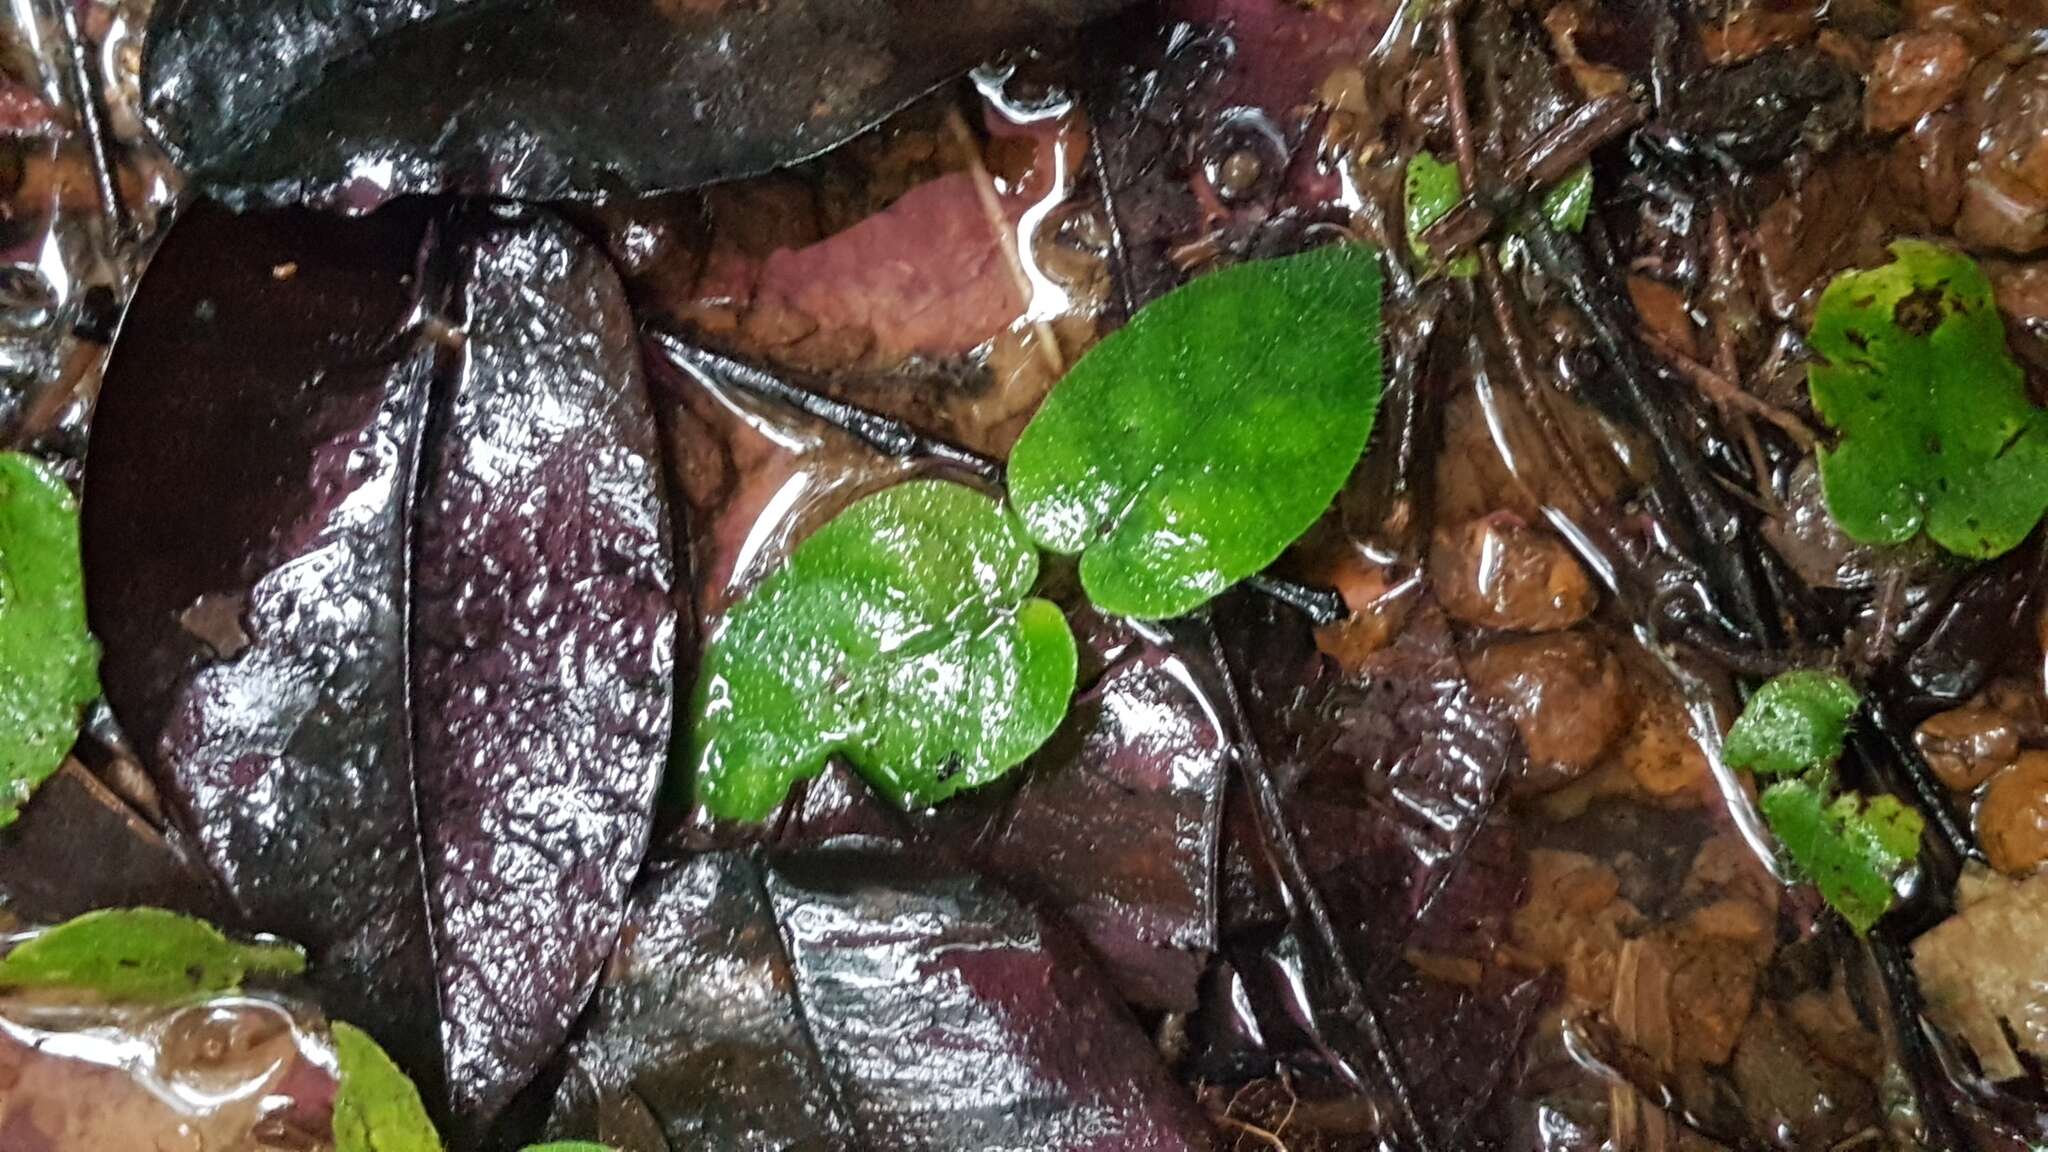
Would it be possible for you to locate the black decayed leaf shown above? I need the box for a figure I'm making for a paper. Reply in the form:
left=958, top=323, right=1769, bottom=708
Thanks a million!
left=546, top=844, right=1215, bottom=1151
left=82, top=202, right=676, bottom=1132
left=143, top=0, right=1134, bottom=210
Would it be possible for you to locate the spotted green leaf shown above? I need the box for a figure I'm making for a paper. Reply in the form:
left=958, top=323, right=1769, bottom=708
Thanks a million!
left=1723, top=670, right=1863, bottom=778
left=690, top=479, right=1077, bottom=821
left=0, top=908, right=305, bottom=1000
left=1009, top=246, right=1384, bottom=618
left=1808, top=240, right=2048, bottom=559
left=0, top=452, right=100, bottom=827
left=333, top=1022, right=444, bottom=1152
left=1759, top=779, right=1924, bottom=933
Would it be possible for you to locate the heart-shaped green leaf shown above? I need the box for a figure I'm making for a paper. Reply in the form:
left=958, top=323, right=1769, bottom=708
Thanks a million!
left=689, top=479, right=1077, bottom=821
left=1808, top=240, right=2048, bottom=559
left=1008, top=246, right=1384, bottom=618
left=0, top=452, right=100, bottom=827
left=0, top=907, right=305, bottom=1000
left=333, top=1021, right=445, bottom=1152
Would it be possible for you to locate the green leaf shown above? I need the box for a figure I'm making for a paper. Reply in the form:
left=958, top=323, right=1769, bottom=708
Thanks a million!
left=1723, top=670, right=1863, bottom=778
left=0, top=908, right=306, bottom=1000
left=1403, top=153, right=1478, bottom=278
left=1807, top=240, right=2048, bottom=559
left=1008, top=246, right=1385, bottom=618
left=0, top=452, right=100, bottom=827
left=1539, top=163, right=1594, bottom=233
left=1758, top=778, right=1924, bottom=933
left=332, top=1021, right=445, bottom=1152
left=690, top=479, right=1077, bottom=821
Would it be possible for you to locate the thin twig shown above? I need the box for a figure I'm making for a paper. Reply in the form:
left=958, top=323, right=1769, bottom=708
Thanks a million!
left=1422, top=93, right=1644, bottom=256
left=1705, top=203, right=1777, bottom=505
left=1185, top=617, right=1440, bottom=1152
left=1639, top=329, right=1818, bottom=450
left=649, top=332, right=1005, bottom=482
left=1216, top=1115, right=1291, bottom=1151
left=648, top=332, right=1348, bottom=623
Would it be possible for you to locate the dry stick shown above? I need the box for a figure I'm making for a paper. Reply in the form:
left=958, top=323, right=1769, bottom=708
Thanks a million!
left=1705, top=204, right=1778, bottom=503
left=1215, top=1115, right=1291, bottom=1152
left=1435, top=4, right=1609, bottom=525
left=652, top=334, right=1006, bottom=483
left=946, top=106, right=1068, bottom=380
left=649, top=333, right=1347, bottom=625
left=1638, top=328, right=1818, bottom=450
left=1421, top=93, right=1644, bottom=256
left=1188, top=618, right=1441, bottom=1152
left=56, top=0, right=128, bottom=244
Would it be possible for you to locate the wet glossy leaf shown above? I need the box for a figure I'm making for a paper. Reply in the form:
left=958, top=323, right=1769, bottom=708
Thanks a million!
left=1759, top=778, right=1923, bottom=933
left=85, top=204, right=675, bottom=1130
left=1211, top=594, right=1539, bottom=1147
left=545, top=846, right=1213, bottom=1151
left=691, top=478, right=1076, bottom=821
left=0, top=452, right=98, bottom=828
left=333, top=1023, right=444, bottom=1152
left=144, top=0, right=1132, bottom=209
left=1009, top=246, right=1384, bottom=618
left=0, top=908, right=303, bottom=1000
left=1724, top=669, right=1863, bottom=777
left=1405, top=154, right=1477, bottom=278
left=1808, top=240, right=2048, bottom=559
left=1539, top=163, right=1595, bottom=233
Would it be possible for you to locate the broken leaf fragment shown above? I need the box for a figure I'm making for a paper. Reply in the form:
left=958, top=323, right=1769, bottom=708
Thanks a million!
left=1807, top=240, right=2048, bottom=559
left=1758, top=778, right=1923, bottom=933
left=332, top=1023, right=444, bottom=1152
left=0, top=452, right=99, bottom=828
left=689, top=479, right=1077, bottom=821
left=0, top=908, right=305, bottom=1000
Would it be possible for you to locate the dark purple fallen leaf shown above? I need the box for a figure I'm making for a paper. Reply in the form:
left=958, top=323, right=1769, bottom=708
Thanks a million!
left=0, top=761, right=232, bottom=924
left=1085, top=0, right=1383, bottom=312
left=1206, top=593, right=1542, bottom=1149
left=143, top=0, right=1133, bottom=210
left=81, top=202, right=675, bottom=1131
left=975, top=641, right=1229, bottom=1012
left=547, top=845, right=1216, bottom=1151
left=756, top=627, right=1229, bottom=1013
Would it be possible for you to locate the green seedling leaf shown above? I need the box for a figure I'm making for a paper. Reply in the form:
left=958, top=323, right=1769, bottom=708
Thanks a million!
left=1723, top=669, right=1863, bottom=778
left=1009, top=246, right=1384, bottom=618
left=1758, top=778, right=1924, bottom=933
left=1808, top=240, right=2048, bottom=559
left=0, top=908, right=306, bottom=1000
left=0, top=452, right=100, bottom=827
left=1539, top=163, right=1594, bottom=233
left=333, top=1021, right=445, bottom=1152
left=1404, top=153, right=1478, bottom=278
left=690, top=479, right=1077, bottom=821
